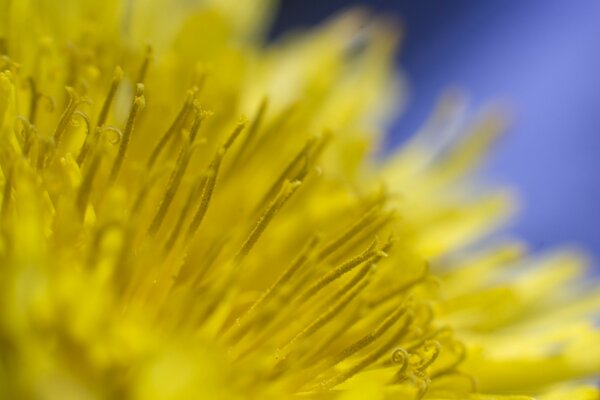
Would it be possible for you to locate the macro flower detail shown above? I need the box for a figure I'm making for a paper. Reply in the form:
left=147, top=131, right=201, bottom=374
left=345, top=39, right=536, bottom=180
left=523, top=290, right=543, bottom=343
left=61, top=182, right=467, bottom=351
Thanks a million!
left=1, top=1, right=599, bottom=399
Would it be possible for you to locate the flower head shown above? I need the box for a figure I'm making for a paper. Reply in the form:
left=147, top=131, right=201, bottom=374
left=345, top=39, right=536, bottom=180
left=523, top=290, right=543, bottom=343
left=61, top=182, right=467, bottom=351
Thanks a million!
left=0, top=1, right=599, bottom=399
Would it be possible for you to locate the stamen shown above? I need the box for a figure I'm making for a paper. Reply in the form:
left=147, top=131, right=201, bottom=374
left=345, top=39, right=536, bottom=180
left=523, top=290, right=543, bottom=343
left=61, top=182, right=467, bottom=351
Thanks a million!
left=137, top=46, right=153, bottom=84
left=163, top=173, right=206, bottom=252
left=317, top=202, right=384, bottom=261
left=14, top=117, right=35, bottom=157
left=1, top=164, right=13, bottom=219
left=298, top=240, right=382, bottom=304
left=368, top=262, right=429, bottom=307
left=98, top=126, right=124, bottom=145
left=76, top=150, right=102, bottom=217
left=27, top=77, right=40, bottom=124
left=52, top=86, right=78, bottom=147
left=36, top=134, right=56, bottom=170
left=221, top=118, right=247, bottom=151
left=234, top=179, right=301, bottom=264
left=281, top=264, right=372, bottom=355
left=72, top=111, right=92, bottom=161
left=76, top=126, right=123, bottom=215
left=187, top=120, right=246, bottom=238
left=96, top=67, right=123, bottom=128
left=414, top=340, right=441, bottom=371
left=309, top=130, right=332, bottom=162
left=392, top=347, right=409, bottom=372
left=432, top=370, right=477, bottom=393
left=329, top=213, right=396, bottom=266
left=255, top=137, right=318, bottom=213
left=300, top=307, right=361, bottom=367
left=73, top=110, right=91, bottom=133
left=146, top=87, right=196, bottom=169
left=412, top=372, right=431, bottom=400
left=228, top=97, right=268, bottom=170
left=249, top=235, right=321, bottom=315
left=431, top=341, right=466, bottom=379
left=320, top=308, right=412, bottom=391
left=248, top=102, right=299, bottom=157
left=148, top=113, right=203, bottom=236
left=109, top=83, right=145, bottom=183
left=329, top=302, right=409, bottom=367
left=225, top=235, right=321, bottom=343
left=332, top=261, right=373, bottom=303
left=76, top=127, right=97, bottom=166
left=377, top=318, right=418, bottom=372
left=130, top=163, right=173, bottom=217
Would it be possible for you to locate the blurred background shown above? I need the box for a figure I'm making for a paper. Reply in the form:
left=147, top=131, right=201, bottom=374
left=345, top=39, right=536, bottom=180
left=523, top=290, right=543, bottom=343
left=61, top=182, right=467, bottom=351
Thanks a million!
left=271, top=0, right=600, bottom=265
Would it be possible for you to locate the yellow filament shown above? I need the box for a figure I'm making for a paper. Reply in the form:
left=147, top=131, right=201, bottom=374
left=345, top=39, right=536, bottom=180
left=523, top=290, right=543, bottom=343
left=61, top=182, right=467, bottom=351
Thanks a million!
left=27, top=77, right=40, bottom=124
left=224, top=235, right=321, bottom=345
left=109, top=83, right=145, bottom=183
left=163, top=173, right=206, bottom=252
left=228, top=97, right=268, bottom=170
left=234, top=179, right=302, bottom=264
left=1, top=164, right=13, bottom=219
left=148, top=113, right=203, bottom=236
left=329, top=302, right=409, bottom=367
left=414, top=340, right=441, bottom=371
left=368, top=262, right=429, bottom=307
left=255, top=137, right=317, bottom=212
left=52, top=86, right=78, bottom=146
left=222, top=119, right=247, bottom=151
left=317, top=202, right=384, bottom=260
left=130, top=164, right=172, bottom=219
left=331, top=261, right=373, bottom=303
left=281, top=265, right=372, bottom=355
left=249, top=235, right=320, bottom=315
left=298, top=240, right=382, bottom=304
left=73, top=66, right=120, bottom=172
left=15, top=117, right=34, bottom=157
left=320, top=312, right=412, bottom=391
left=146, top=87, right=196, bottom=169
left=96, top=67, right=123, bottom=128
left=137, top=46, right=153, bottom=84
left=36, top=134, right=55, bottom=170
left=430, top=341, right=466, bottom=379
left=187, top=121, right=246, bottom=237
left=392, top=347, right=410, bottom=371
left=76, top=150, right=101, bottom=217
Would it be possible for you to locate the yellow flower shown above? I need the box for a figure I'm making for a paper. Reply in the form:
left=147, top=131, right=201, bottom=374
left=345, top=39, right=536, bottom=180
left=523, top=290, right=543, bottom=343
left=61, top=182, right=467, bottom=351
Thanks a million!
left=0, top=1, right=599, bottom=399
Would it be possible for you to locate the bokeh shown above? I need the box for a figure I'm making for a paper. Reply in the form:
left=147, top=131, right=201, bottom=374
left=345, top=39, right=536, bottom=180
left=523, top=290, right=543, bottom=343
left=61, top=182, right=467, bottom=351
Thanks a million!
left=272, top=0, right=600, bottom=265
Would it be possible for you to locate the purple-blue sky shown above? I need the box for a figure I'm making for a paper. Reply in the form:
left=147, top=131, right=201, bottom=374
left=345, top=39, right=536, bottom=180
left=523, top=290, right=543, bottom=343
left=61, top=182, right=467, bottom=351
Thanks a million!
left=272, top=0, right=600, bottom=263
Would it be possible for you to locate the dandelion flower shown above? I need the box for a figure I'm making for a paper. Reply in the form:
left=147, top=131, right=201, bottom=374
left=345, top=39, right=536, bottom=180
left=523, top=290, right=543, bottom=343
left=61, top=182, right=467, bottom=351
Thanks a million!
left=1, top=1, right=599, bottom=399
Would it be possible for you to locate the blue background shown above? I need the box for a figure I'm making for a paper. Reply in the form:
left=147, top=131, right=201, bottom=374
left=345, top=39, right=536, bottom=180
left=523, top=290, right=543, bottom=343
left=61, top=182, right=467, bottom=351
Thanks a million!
left=272, top=0, right=600, bottom=265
